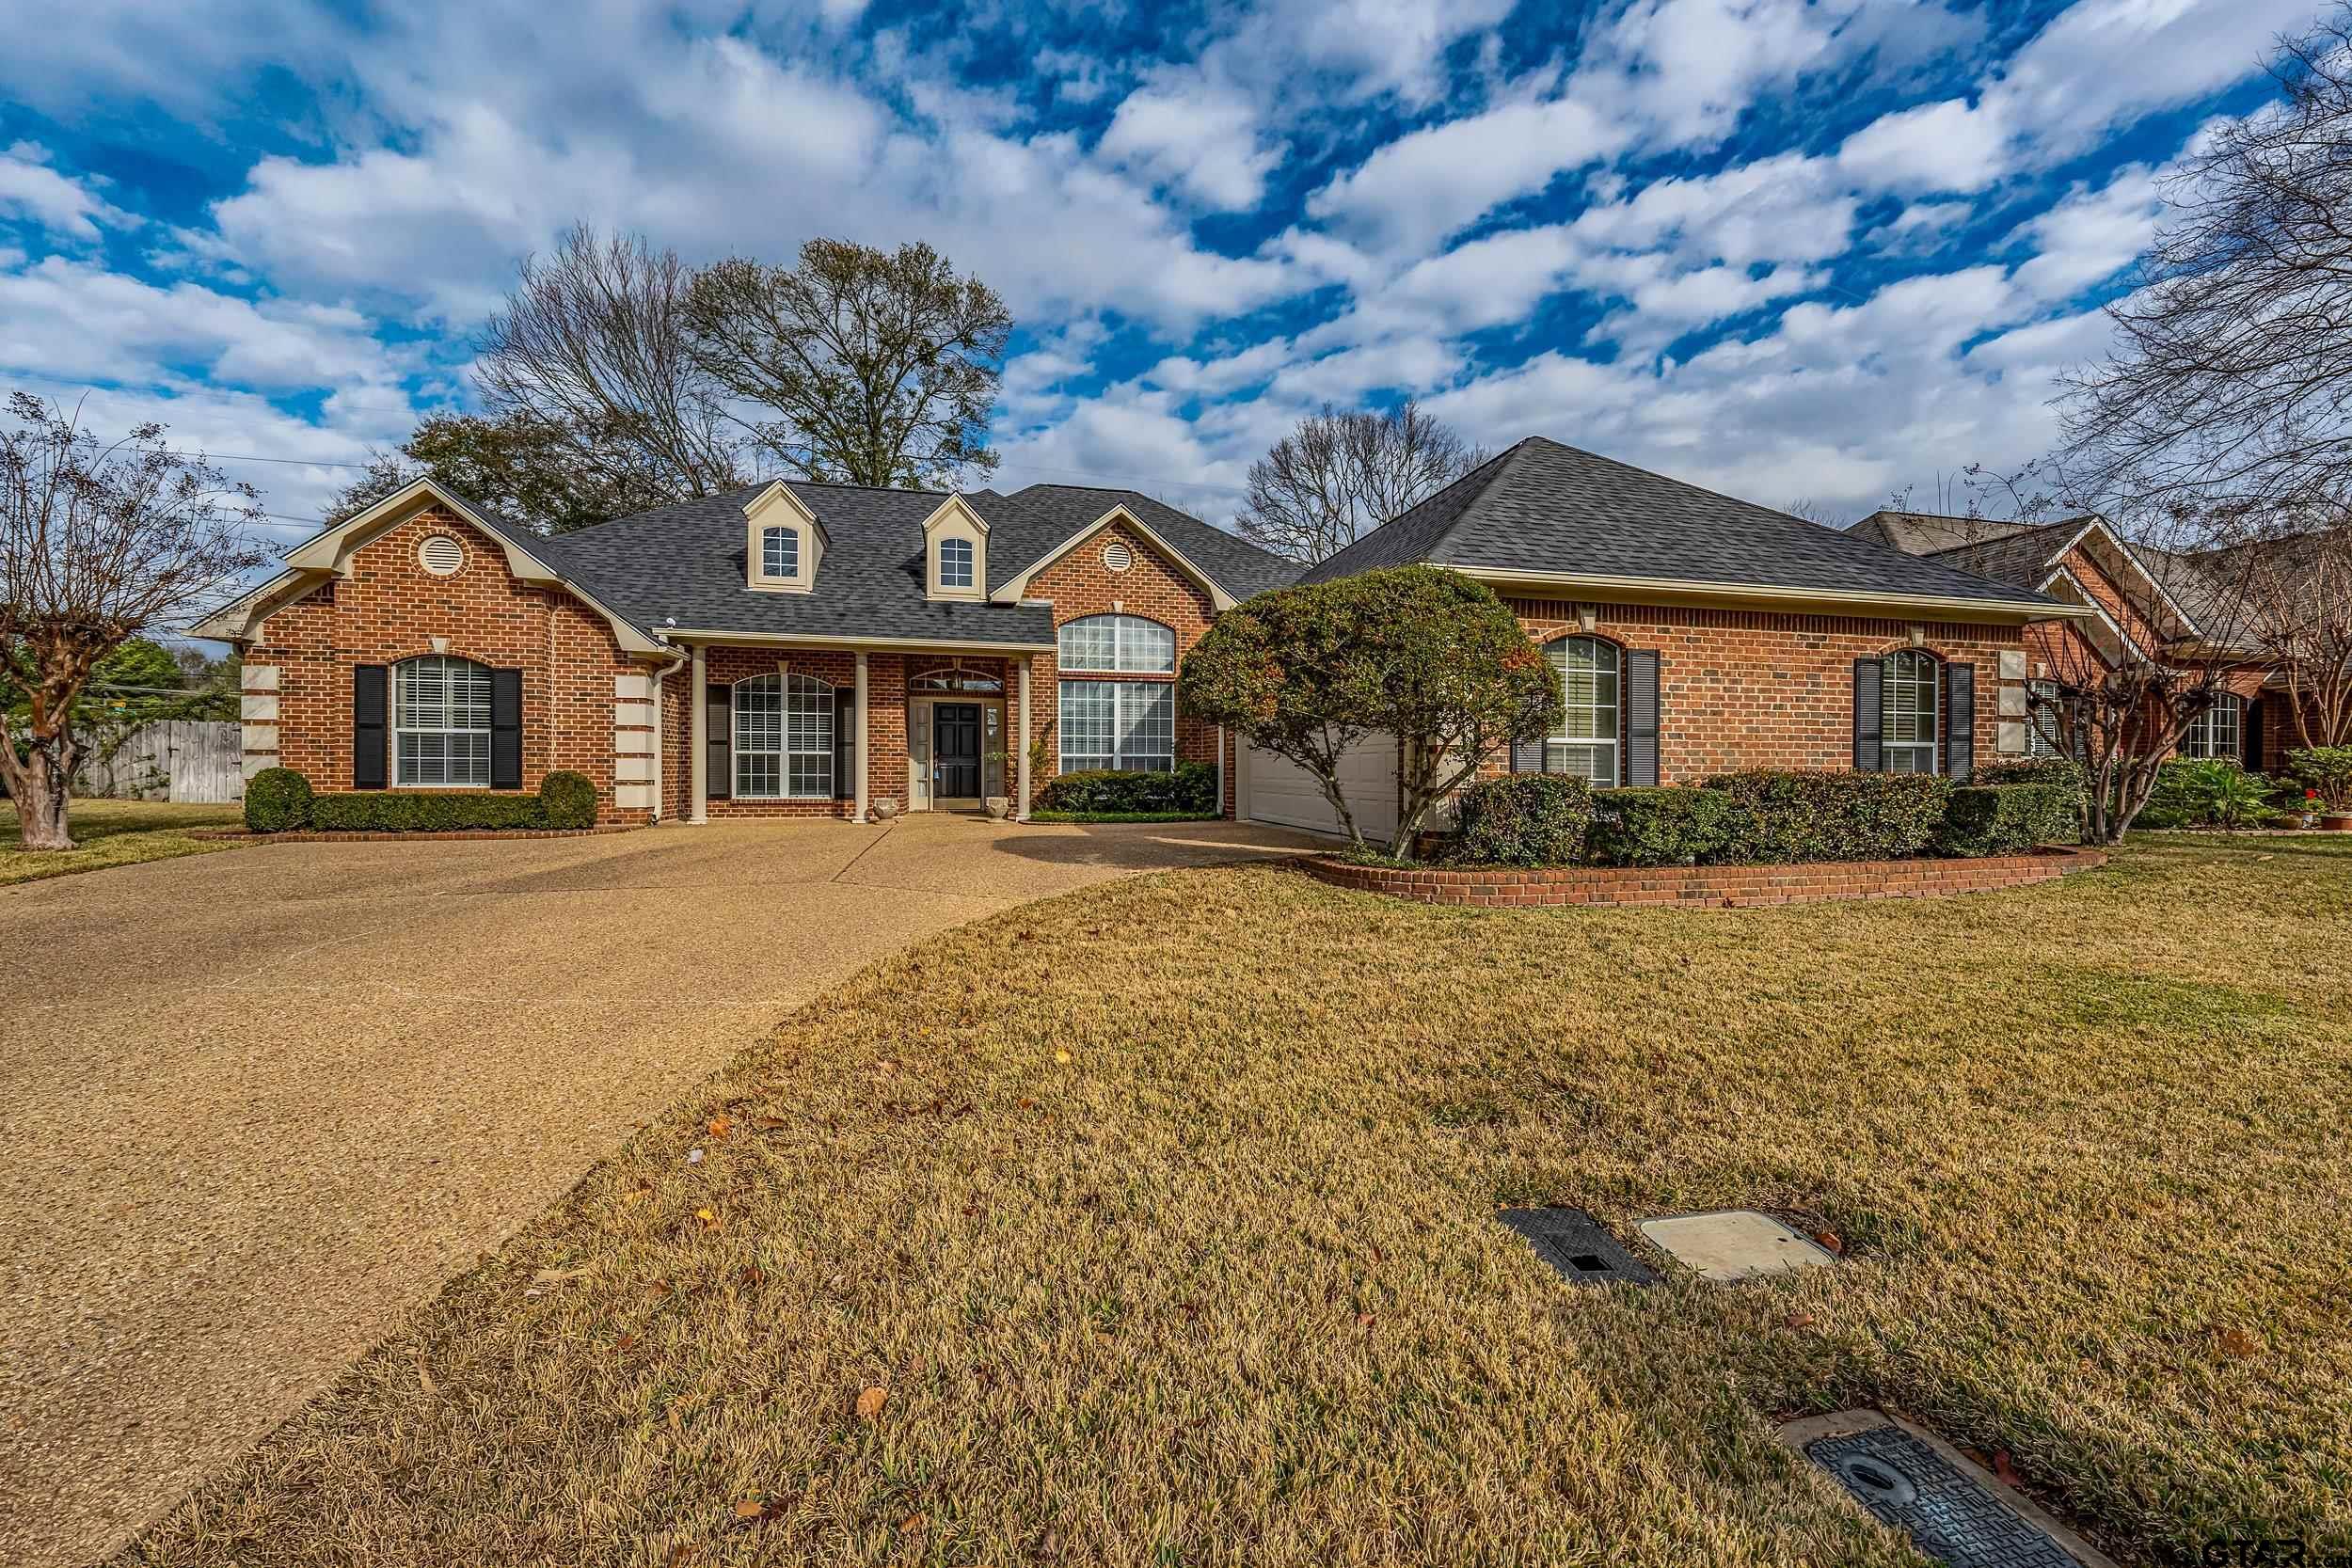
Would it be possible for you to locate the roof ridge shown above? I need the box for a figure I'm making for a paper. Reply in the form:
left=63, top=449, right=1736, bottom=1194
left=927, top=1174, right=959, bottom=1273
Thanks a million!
left=1518, top=436, right=1844, bottom=533
left=782, top=476, right=949, bottom=497
left=1915, top=515, right=2087, bottom=559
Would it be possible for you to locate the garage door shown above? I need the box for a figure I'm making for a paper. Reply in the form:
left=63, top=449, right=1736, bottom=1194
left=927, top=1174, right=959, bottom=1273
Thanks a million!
left=1240, top=735, right=1399, bottom=840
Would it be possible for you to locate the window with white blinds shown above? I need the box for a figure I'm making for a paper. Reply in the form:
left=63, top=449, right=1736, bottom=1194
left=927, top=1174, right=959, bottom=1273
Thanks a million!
left=1881, top=651, right=1940, bottom=774
left=394, top=656, right=493, bottom=786
left=734, top=672, right=834, bottom=799
left=1057, top=679, right=1174, bottom=772
left=1546, top=636, right=1621, bottom=788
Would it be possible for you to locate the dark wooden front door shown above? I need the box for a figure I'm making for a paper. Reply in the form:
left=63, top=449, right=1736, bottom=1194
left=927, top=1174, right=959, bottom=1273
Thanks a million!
left=934, top=703, right=981, bottom=797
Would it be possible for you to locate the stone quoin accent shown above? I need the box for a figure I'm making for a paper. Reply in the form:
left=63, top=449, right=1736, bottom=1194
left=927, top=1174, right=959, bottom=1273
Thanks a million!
left=1302, top=847, right=2106, bottom=910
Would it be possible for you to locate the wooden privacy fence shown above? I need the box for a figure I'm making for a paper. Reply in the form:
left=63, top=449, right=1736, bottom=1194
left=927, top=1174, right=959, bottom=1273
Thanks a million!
left=74, top=721, right=245, bottom=802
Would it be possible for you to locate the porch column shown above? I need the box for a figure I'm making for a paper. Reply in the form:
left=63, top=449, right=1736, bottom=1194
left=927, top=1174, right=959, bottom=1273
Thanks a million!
left=854, top=651, right=871, bottom=823
left=1016, top=658, right=1033, bottom=822
left=689, top=642, right=708, bottom=824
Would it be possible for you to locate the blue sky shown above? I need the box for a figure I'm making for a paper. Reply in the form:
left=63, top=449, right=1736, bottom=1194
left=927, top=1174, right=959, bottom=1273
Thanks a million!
left=0, top=0, right=2326, bottom=546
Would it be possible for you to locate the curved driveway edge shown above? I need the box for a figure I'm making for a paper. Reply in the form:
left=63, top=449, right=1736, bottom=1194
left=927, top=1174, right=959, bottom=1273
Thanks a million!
left=0, top=815, right=1314, bottom=1568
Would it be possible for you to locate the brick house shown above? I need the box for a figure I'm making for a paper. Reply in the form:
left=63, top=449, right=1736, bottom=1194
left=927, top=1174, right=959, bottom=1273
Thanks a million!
left=195, top=437, right=2081, bottom=832
left=1851, top=508, right=2292, bottom=770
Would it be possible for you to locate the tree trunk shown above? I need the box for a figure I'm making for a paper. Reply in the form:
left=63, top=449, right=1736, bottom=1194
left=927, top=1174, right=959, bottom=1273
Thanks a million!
left=6, top=744, right=76, bottom=850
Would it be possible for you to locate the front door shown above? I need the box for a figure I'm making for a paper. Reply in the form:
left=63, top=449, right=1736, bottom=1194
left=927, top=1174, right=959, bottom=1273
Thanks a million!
left=933, top=703, right=981, bottom=798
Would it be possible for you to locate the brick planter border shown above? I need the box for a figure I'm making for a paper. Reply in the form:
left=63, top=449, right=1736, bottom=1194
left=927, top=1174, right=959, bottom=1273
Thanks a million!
left=1301, top=845, right=2106, bottom=910
left=191, top=825, right=644, bottom=844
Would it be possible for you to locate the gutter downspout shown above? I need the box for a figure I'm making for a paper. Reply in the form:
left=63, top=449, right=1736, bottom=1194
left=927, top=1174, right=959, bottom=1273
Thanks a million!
left=645, top=644, right=688, bottom=822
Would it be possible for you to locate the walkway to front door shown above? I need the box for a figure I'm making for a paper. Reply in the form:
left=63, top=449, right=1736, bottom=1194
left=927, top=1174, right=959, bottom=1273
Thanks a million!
left=934, top=702, right=981, bottom=800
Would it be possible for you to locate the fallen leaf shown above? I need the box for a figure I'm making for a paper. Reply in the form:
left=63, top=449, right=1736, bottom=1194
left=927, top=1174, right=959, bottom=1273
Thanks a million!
left=735, top=1499, right=765, bottom=1520
left=614, top=1333, right=638, bottom=1353
left=621, top=1189, right=649, bottom=1206
left=739, top=1265, right=763, bottom=1286
left=898, top=1514, right=926, bottom=1533
left=1054, top=1049, right=1073, bottom=1065
left=696, top=1208, right=721, bottom=1231
left=856, top=1386, right=888, bottom=1419
left=1992, top=1450, right=2024, bottom=1487
left=2217, top=1326, right=2264, bottom=1358
left=1784, top=1311, right=1818, bottom=1331
left=755, top=1115, right=787, bottom=1132
left=1356, top=1312, right=1376, bottom=1329
left=415, top=1358, right=436, bottom=1393
left=533, top=1267, right=587, bottom=1285
left=1811, top=1230, right=1844, bottom=1256
left=707, top=1117, right=731, bottom=1140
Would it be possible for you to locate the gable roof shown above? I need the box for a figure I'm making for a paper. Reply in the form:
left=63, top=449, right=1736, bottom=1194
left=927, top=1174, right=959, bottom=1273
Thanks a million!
left=1845, top=510, right=2041, bottom=555
left=1300, top=437, right=2072, bottom=617
left=977, top=484, right=1300, bottom=602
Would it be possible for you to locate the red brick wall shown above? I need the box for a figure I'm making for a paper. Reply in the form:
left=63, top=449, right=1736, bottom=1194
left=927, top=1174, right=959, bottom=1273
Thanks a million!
left=1499, top=598, right=2023, bottom=782
left=1024, top=517, right=1226, bottom=799
left=246, top=507, right=654, bottom=824
left=691, top=646, right=861, bottom=818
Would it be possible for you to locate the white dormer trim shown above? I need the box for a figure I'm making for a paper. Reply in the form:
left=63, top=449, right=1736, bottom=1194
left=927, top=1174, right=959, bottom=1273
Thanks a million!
left=922, top=494, right=990, bottom=601
left=189, top=476, right=665, bottom=656
left=988, top=504, right=1236, bottom=611
left=2037, top=566, right=2141, bottom=665
left=744, top=481, right=825, bottom=594
left=2044, top=515, right=2201, bottom=642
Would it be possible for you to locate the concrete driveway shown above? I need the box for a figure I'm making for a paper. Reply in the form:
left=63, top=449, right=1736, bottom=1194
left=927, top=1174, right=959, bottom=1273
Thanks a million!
left=0, top=813, right=1314, bottom=1567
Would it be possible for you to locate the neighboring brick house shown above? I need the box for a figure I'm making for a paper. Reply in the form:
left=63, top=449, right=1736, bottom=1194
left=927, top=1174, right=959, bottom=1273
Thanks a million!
left=1851, top=508, right=2289, bottom=769
left=196, top=438, right=2080, bottom=832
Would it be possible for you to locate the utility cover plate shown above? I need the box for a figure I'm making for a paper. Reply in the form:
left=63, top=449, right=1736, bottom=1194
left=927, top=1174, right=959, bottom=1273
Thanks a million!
left=1782, top=1412, right=2118, bottom=1568
left=1496, top=1207, right=1657, bottom=1287
left=1636, top=1209, right=1836, bottom=1282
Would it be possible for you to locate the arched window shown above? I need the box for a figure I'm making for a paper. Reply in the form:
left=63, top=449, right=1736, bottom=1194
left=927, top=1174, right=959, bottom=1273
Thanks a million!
left=761, top=525, right=800, bottom=578
left=394, top=655, right=493, bottom=786
left=1546, top=636, right=1620, bottom=787
left=1057, top=614, right=1177, bottom=773
left=1881, top=650, right=1941, bottom=774
left=1058, top=614, right=1175, bottom=673
left=909, top=667, right=1004, bottom=693
left=2184, top=691, right=2243, bottom=760
left=734, top=672, right=834, bottom=799
left=938, top=536, right=975, bottom=590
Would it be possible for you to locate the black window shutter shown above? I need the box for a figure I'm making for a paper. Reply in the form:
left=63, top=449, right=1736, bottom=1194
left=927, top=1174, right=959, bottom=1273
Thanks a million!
left=1625, top=649, right=1660, bottom=786
left=353, top=665, right=389, bottom=789
left=2244, top=697, right=2264, bottom=768
left=706, top=683, right=732, bottom=800
left=490, top=669, right=523, bottom=790
left=1851, top=657, right=1883, bottom=772
left=834, top=684, right=855, bottom=800
left=1945, top=660, right=1975, bottom=781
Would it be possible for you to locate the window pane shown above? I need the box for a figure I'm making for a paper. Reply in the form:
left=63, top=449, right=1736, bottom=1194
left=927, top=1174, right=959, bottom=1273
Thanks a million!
left=1548, top=638, right=1619, bottom=781
left=1118, top=618, right=1175, bottom=673
left=1059, top=618, right=1118, bottom=672
left=1058, top=679, right=1116, bottom=770
left=1881, top=652, right=1939, bottom=766
left=1116, top=682, right=1175, bottom=770
left=939, top=537, right=974, bottom=588
left=762, top=527, right=799, bottom=578
left=394, top=656, right=492, bottom=786
left=1547, top=740, right=1617, bottom=786
left=1059, top=614, right=1174, bottom=673
left=784, top=673, right=834, bottom=798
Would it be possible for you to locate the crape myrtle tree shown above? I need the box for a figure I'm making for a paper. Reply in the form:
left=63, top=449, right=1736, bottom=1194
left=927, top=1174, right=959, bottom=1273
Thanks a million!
left=1178, top=565, right=1559, bottom=856
left=1, top=394, right=267, bottom=848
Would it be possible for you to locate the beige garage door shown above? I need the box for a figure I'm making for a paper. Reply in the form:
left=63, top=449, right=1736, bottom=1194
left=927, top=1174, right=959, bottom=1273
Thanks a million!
left=1240, top=735, right=1399, bottom=840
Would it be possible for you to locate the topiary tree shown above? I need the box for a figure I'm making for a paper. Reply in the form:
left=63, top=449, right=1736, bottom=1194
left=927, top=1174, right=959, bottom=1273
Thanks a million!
left=1179, top=565, right=1559, bottom=856
left=538, top=769, right=598, bottom=829
left=243, top=767, right=312, bottom=833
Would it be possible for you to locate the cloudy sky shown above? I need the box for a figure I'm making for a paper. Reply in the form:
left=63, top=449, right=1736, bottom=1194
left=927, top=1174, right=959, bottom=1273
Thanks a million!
left=0, top=0, right=2327, bottom=546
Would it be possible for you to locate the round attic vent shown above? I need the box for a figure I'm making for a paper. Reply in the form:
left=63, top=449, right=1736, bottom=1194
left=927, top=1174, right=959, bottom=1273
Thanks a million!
left=419, top=534, right=465, bottom=577
left=1102, top=540, right=1135, bottom=573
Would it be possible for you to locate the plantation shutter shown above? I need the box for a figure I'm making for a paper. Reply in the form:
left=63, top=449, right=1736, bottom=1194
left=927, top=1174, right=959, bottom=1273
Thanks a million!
left=833, top=684, right=855, bottom=800
left=706, top=684, right=732, bottom=800
left=353, top=665, right=389, bottom=789
left=1625, top=649, right=1660, bottom=787
left=489, top=669, right=524, bottom=790
left=1944, top=660, right=1975, bottom=781
left=1851, top=657, right=1883, bottom=772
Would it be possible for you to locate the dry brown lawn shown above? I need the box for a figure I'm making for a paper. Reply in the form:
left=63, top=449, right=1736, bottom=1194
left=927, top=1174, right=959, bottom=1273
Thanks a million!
left=0, top=798, right=244, bottom=885
left=122, top=835, right=2352, bottom=1567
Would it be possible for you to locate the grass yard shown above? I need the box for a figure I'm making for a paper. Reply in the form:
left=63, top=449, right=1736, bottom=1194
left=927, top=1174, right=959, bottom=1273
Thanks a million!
left=0, top=797, right=245, bottom=885
left=126, top=836, right=2352, bottom=1567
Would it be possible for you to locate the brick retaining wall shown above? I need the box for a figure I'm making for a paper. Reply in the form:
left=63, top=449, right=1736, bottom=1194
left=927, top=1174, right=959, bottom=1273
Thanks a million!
left=1303, top=847, right=2106, bottom=910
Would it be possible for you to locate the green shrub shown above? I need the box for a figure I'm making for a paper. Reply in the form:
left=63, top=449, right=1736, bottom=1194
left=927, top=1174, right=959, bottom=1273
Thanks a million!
left=1972, top=756, right=2084, bottom=791
left=1588, top=786, right=1736, bottom=866
left=1450, top=775, right=1595, bottom=866
left=309, top=793, right=549, bottom=832
left=1035, top=762, right=1217, bottom=816
left=243, top=767, right=313, bottom=833
left=539, top=769, right=598, bottom=829
left=2143, top=758, right=2280, bottom=830
left=1933, top=784, right=2079, bottom=856
left=2289, top=746, right=2352, bottom=812
left=1702, top=769, right=1949, bottom=863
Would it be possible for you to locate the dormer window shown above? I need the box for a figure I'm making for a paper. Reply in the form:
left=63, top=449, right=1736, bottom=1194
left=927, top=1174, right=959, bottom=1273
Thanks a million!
left=920, top=494, right=989, bottom=601
left=761, top=526, right=800, bottom=579
left=939, top=537, right=974, bottom=590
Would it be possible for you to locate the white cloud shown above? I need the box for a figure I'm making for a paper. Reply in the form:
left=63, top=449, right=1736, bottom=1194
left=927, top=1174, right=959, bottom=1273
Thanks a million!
left=1568, top=153, right=1860, bottom=267
left=1571, top=0, right=1865, bottom=150
left=2006, top=164, right=2161, bottom=302
left=1305, top=95, right=1631, bottom=257
left=1100, top=73, right=1282, bottom=211
left=0, top=142, right=136, bottom=242
left=1836, top=97, right=2010, bottom=193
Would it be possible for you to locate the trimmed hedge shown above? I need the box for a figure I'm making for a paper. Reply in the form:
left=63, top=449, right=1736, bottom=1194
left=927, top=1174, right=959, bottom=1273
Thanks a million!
left=540, top=770, right=598, bottom=829
left=1972, top=756, right=2085, bottom=791
left=1036, top=761, right=1217, bottom=816
left=1587, top=786, right=1735, bottom=866
left=1452, top=775, right=1595, bottom=867
left=244, top=767, right=313, bottom=833
left=1933, top=783, right=2078, bottom=856
left=1702, top=769, right=1949, bottom=863
left=309, top=792, right=550, bottom=832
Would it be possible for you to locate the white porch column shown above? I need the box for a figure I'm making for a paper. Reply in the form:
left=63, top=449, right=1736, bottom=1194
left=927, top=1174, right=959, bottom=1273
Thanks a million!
left=689, top=642, right=708, bottom=824
left=854, top=650, right=871, bottom=823
left=1016, top=658, right=1033, bottom=822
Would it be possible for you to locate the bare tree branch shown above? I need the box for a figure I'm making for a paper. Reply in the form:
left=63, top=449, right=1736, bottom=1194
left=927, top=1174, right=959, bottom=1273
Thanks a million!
left=1237, top=403, right=1486, bottom=563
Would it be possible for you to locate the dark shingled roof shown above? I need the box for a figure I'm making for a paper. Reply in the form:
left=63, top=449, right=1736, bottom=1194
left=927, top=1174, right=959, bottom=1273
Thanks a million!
left=530, top=478, right=1296, bottom=645
left=1915, top=518, right=2090, bottom=591
left=1845, top=510, right=2041, bottom=555
left=1299, top=437, right=2064, bottom=610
